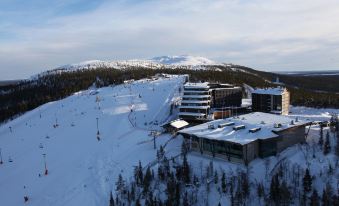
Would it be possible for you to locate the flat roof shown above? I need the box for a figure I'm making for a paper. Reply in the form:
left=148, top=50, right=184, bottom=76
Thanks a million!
left=179, top=112, right=310, bottom=145
left=252, top=87, right=287, bottom=95
left=179, top=105, right=210, bottom=109
left=213, top=87, right=241, bottom=91
left=178, top=112, right=206, bottom=117
left=170, top=120, right=189, bottom=129
left=181, top=100, right=210, bottom=104
left=182, top=95, right=210, bottom=98
left=184, top=82, right=209, bottom=89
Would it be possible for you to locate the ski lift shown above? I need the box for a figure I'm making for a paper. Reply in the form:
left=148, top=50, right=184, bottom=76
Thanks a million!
left=8, top=157, right=13, bottom=162
left=39, top=143, right=43, bottom=149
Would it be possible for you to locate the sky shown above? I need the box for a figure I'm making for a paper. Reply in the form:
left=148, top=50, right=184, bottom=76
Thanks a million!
left=1, top=0, right=339, bottom=80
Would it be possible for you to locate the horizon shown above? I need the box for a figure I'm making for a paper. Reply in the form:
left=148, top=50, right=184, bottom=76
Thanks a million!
left=1, top=0, right=339, bottom=80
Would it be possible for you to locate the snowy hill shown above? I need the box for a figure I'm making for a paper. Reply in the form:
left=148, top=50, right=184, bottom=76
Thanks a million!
left=0, top=75, right=185, bottom=206
left=33, top=55, right=221, bottom=79
left=150, top=55, right=217, bottom=65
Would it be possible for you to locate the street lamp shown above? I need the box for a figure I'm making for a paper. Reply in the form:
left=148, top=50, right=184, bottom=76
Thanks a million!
left=0, top=148, right=3, bottom=164
left=151, top=130, right=160, bottom=149
left=42, top=154, right=48, bottom=175
left=96, top=118, right=100, bottom=141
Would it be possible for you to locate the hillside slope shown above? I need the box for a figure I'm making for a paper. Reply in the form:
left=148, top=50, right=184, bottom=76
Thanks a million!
left=0, top=75, right=185, bottom=206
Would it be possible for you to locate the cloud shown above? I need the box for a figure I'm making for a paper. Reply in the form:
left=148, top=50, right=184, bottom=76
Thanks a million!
left=1, top=0, right=339, bottom=79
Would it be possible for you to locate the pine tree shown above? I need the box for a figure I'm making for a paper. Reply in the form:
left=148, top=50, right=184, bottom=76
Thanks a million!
left=302, top=168, right=312, bottom=193
left=332, top=194, right=339, bottom=206
left=175, top=182, right=180, bottom=205
left=182, top=154, right=190, bottom=183
left=116, top=174, right=125, bottom=193
left=269, top=174, right=280, bottom=204
left=257, top=182, right=264, bottom=201
left=181, top=140, right=187, bottom=156
left=230, top=179, right=234, bottom=205
left=143, top=167, right=152, bottom=194
left=221, top=172, right=227, bottom=193
left=157, top=145, right=165, bottom=161
left=336, top=130, right=339, bottom=157
left=115, top=196, right=119, bottom=206
left=323, top=132, right=331, bottom=155
left=319, top=126, right=324, bottom=146
left=322, top=189, right=330, bottom=206
left=241, top=172, right=249, bottom=198
left=183, top=192, right=189, bottom=206
left=214, top=170, right=218, bottom=184
left=135, top=198, right=141, bottom=206
left=322, top=183, right=333, bottom=206
left=136, top=161, right=143, bottom=185
left=109, top=191, right=114, bottom=206
left=280, top=181, right=291, bottom=206
left=130, top=184, right=135, bottom=201
left=310, top=189, right=319, bottom=206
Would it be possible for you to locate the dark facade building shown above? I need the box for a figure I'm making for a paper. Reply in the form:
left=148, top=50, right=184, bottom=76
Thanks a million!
left=252, top=87, right=290, bottom=115
left=209, top=83, right=242, bottom=108
left=178, top=112, right=310, bottom=164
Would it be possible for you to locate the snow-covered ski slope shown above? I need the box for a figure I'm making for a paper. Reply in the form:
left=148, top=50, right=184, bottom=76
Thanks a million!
left=0, top=75, right=185, bottom=206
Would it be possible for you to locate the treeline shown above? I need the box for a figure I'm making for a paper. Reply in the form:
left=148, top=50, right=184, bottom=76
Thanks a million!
left=237, top=65, right=339, bottom=93
left=1, top=66, right=339, bottom=123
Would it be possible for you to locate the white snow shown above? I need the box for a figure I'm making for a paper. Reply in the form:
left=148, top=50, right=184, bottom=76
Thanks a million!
left=0, top=75, right=186, bottom=206
left=32, top=55, right=221, bottom=79
left=179, top=112, right=310, bottom=144
left=169, top=120, right=189, bottom=129
left=184, top=82, right=210, bottom=89
left=181, top=100, right=210, bottom=104
left=151, top=55, right=217, bottom=66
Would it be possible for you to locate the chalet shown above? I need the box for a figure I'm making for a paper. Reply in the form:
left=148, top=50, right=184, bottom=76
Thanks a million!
left=178, top=112, right=311, bottom=164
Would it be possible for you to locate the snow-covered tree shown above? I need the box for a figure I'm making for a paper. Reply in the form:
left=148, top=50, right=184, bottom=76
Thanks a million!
left=323, top=132, right=331, bottom=155
left=302, top=168, right=312, bottom=193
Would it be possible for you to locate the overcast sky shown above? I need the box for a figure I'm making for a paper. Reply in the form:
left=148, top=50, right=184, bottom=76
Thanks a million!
left=1, top=0, right=339, bottom=80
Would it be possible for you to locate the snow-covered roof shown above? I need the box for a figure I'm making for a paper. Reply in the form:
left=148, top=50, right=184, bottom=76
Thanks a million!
left=181, top=100, right=210, bottom=104
left=252, top=87, right=287, bottom=95
left=170, top=120, right=189, bottom=129
left=184, top=82, right=210, bottom=89
left=182, top=95, right=210, bottom=99
left=183, top=90, right=210, bottom=93
left=179, top=105, right=210, bottom=109
left=179, top=112, right=310, bottom=145
left=213, top=86, right=241, bottom=91
left=179, top=112, right=207, bottom=117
